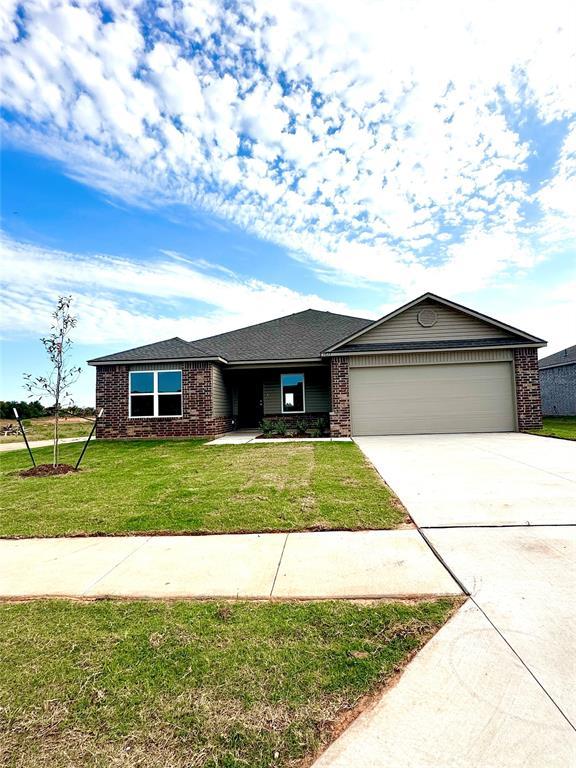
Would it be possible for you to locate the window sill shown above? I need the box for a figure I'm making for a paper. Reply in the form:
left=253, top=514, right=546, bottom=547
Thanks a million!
left=128, top=415, right=183, bottom=420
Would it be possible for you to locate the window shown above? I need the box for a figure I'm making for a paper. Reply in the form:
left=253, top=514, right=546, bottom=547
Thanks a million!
left=129, top=370, right=182, bottom=418
left=281, top=372, right=305, bottom=413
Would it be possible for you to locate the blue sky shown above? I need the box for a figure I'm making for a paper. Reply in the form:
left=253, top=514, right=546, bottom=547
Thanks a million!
left=1, top=0, right=575, bottom=405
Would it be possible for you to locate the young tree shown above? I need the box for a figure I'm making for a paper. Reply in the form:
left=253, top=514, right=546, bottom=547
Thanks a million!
left=24, top=296, right=82, bottom=467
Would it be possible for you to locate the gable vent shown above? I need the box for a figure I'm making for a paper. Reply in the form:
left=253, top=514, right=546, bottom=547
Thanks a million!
left=417, top=307, right=438, bottom=327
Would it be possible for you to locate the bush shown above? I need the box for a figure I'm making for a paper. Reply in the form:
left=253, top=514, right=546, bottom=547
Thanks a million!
left=273, top=420, right=288, bottom=436
left=295, top=418, right=309, bottom=434
left=260, top=418, right=277, bottom=436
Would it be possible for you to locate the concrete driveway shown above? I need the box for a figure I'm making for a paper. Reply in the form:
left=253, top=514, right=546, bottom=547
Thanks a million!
left=356, top=432, right=576, bottom=526
left=314, top=433, right=576, bottom=767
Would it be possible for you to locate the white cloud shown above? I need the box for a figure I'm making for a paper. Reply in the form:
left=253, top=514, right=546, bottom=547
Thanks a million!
left=1, top=0, right=575, bottom=293
left=0, top=234, right=371, bottom=346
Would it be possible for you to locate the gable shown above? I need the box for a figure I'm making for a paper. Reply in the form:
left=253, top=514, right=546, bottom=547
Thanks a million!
left=352, top=299, right=516, bottom=346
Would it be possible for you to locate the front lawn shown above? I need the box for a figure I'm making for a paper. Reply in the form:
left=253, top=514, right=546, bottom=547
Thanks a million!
left=528, top=416, right=576, bottom=441
left=0, top=598, right=458, bottom=767
left=0, top=439, right=405, bottom=537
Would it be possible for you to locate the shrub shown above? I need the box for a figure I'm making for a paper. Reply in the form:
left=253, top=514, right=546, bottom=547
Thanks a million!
left=260, top=418, right=277, bottom=436
left=295, top=418, right=309, bottom=434
left=273, top=419, right=288, bottom=436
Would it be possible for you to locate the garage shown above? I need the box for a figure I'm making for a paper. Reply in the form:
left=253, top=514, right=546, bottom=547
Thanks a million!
left=350, top=361, right=516, bottom=435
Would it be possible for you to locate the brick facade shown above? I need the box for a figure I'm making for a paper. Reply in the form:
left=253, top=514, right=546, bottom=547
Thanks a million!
left=96, top=347, right=542, bottom=439
left=329, top=356, right=351, bottom=437
left=513, top=347, right=543, bottom=430
left=96, top=362, right=233, bottom=440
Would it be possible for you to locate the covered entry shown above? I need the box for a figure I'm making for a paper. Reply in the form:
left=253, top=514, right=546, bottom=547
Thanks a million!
left=350, top=359, right=516, bottom=435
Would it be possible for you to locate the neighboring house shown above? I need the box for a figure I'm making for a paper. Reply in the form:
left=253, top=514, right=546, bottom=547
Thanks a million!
left=538, top=345, right=576, bottom=416
left=88, top=292, right=546, bottom=439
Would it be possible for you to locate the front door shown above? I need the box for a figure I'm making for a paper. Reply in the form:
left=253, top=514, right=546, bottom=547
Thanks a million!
left=237, top=378, right=263, bottom=428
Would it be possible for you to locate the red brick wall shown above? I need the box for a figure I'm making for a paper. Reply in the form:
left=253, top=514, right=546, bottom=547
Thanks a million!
left=329, top=356, right=351, bottom=437
left=514, top=347, right=543, bottom=430
left=95, top=362, right=233, bottom=439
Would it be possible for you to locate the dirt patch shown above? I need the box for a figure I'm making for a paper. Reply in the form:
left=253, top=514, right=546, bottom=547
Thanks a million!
left=19, top=464, right=78, bottom=478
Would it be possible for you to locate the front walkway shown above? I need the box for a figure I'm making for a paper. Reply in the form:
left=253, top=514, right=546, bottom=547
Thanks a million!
left=0, top=529, right=460, bottom=600
left=205, top=431, right=351, bottom=445
left=314, top=434, right=576, bottom=767
left=0, top=436, right=87, bottom=453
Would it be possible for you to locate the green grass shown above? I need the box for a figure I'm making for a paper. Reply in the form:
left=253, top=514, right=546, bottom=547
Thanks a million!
left=0, top=417, right=92, bottom=443
left=0, top=440, right=405, bottom=537
left=0, top=598, right=458, bottom=768
left=528, top=416, right=576, bottom=440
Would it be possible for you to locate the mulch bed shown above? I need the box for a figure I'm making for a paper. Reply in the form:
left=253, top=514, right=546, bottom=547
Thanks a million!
left=255, top=433, right=327, bottom=440
left=19, top=464, right=78, bottom=478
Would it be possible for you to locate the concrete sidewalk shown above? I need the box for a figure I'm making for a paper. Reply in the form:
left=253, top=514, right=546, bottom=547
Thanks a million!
left=0, top=529, right=461, bottom=600
left=0, top=436, right=87, bottom=453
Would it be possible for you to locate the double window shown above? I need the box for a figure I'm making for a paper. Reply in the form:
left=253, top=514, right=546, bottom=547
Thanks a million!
left=129, top=370, right=182, bottom=418
left=281, top=372, right=305, bottom=413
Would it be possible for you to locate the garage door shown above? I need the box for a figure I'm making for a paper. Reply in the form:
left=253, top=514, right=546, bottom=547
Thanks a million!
left=350, top=362, right=516, bottom=435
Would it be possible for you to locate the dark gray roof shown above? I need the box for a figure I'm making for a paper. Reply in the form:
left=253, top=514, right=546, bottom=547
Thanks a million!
left=334, top=337, right=533, bottom=354
left=539, top=345, right=576, bottom=369
left=190, top=309, right=372, bottom=361
left=88, top=310, right=372, bottom=364
left=87, top=337, right=218, bottom=364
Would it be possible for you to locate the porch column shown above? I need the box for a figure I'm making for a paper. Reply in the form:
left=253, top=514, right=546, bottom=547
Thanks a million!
left=329, top=356, right=351, bottom=437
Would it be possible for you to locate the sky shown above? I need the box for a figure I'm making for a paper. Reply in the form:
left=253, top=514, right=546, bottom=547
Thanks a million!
left=1, top=0, right=575, bottom=406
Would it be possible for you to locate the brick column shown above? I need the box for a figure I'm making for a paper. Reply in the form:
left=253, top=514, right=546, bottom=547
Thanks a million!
left=329, top=356, right=351, bottom=437
left=513, top=348, right=543, bottom=430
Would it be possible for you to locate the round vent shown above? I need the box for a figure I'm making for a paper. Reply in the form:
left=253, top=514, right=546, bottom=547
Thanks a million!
left=417, top=308, right=438, bottom=327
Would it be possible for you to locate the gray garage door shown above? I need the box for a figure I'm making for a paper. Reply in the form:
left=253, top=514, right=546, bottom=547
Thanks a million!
left=350, top=362, right=516, bottom=435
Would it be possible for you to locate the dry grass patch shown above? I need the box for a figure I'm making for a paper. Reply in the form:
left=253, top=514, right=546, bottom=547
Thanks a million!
left=0, top=599, right=459, bottom=768
left=0, top=417, right=92, bottom=444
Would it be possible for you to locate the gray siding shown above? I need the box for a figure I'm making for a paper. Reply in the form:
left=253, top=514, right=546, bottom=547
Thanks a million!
left=349, top=349, right=513, bottom=368
left=212, top=365, right=232, bottom=417
left=540, top=364, right=576, bottom=416
left=350, top=300, right=515, bottom=345
left=263, top=368, right=330, bottom=414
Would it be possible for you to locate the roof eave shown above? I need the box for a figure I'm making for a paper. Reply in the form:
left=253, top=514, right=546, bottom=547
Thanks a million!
left=322, top=341, right=547, bottom=357
left=539, top=361, right=576, bottom=370
left=225, top=356, right=323, bottom=366
left=88, top=355, right=228, bottom=366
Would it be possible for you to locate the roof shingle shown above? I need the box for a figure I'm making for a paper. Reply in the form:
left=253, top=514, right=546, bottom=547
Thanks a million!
left=539, top=345, right=576, bottom=369
left=88, top=310, right=372, bottom=364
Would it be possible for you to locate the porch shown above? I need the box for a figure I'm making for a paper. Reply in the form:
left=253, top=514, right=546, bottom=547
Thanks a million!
left=223, top=363, right=332, bottom=431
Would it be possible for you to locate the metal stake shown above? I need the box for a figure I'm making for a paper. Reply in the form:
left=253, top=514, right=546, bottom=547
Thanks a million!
left=75, top=408, right=103, bottom=470
left=13, top=408, right=36, bottom=467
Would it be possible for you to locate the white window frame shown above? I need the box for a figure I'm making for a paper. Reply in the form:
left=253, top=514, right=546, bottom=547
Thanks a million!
left=280, top=372, right=306, bottom=414
left=129, top=370, right=183, bottom=418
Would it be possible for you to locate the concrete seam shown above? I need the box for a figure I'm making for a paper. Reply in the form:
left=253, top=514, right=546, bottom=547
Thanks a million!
left=416, top=528, right=470, bottom=596
left=269, top=533, right=290, bottom=597
left=469, top=595, right=576, bottom=732
left=81, top=536, right=152, bottom=595
left=421, top=523, right=576, bottom=530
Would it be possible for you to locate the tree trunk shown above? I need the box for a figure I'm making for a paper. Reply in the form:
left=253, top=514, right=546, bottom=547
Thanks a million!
left=53, top=406, right=59, bottom=467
